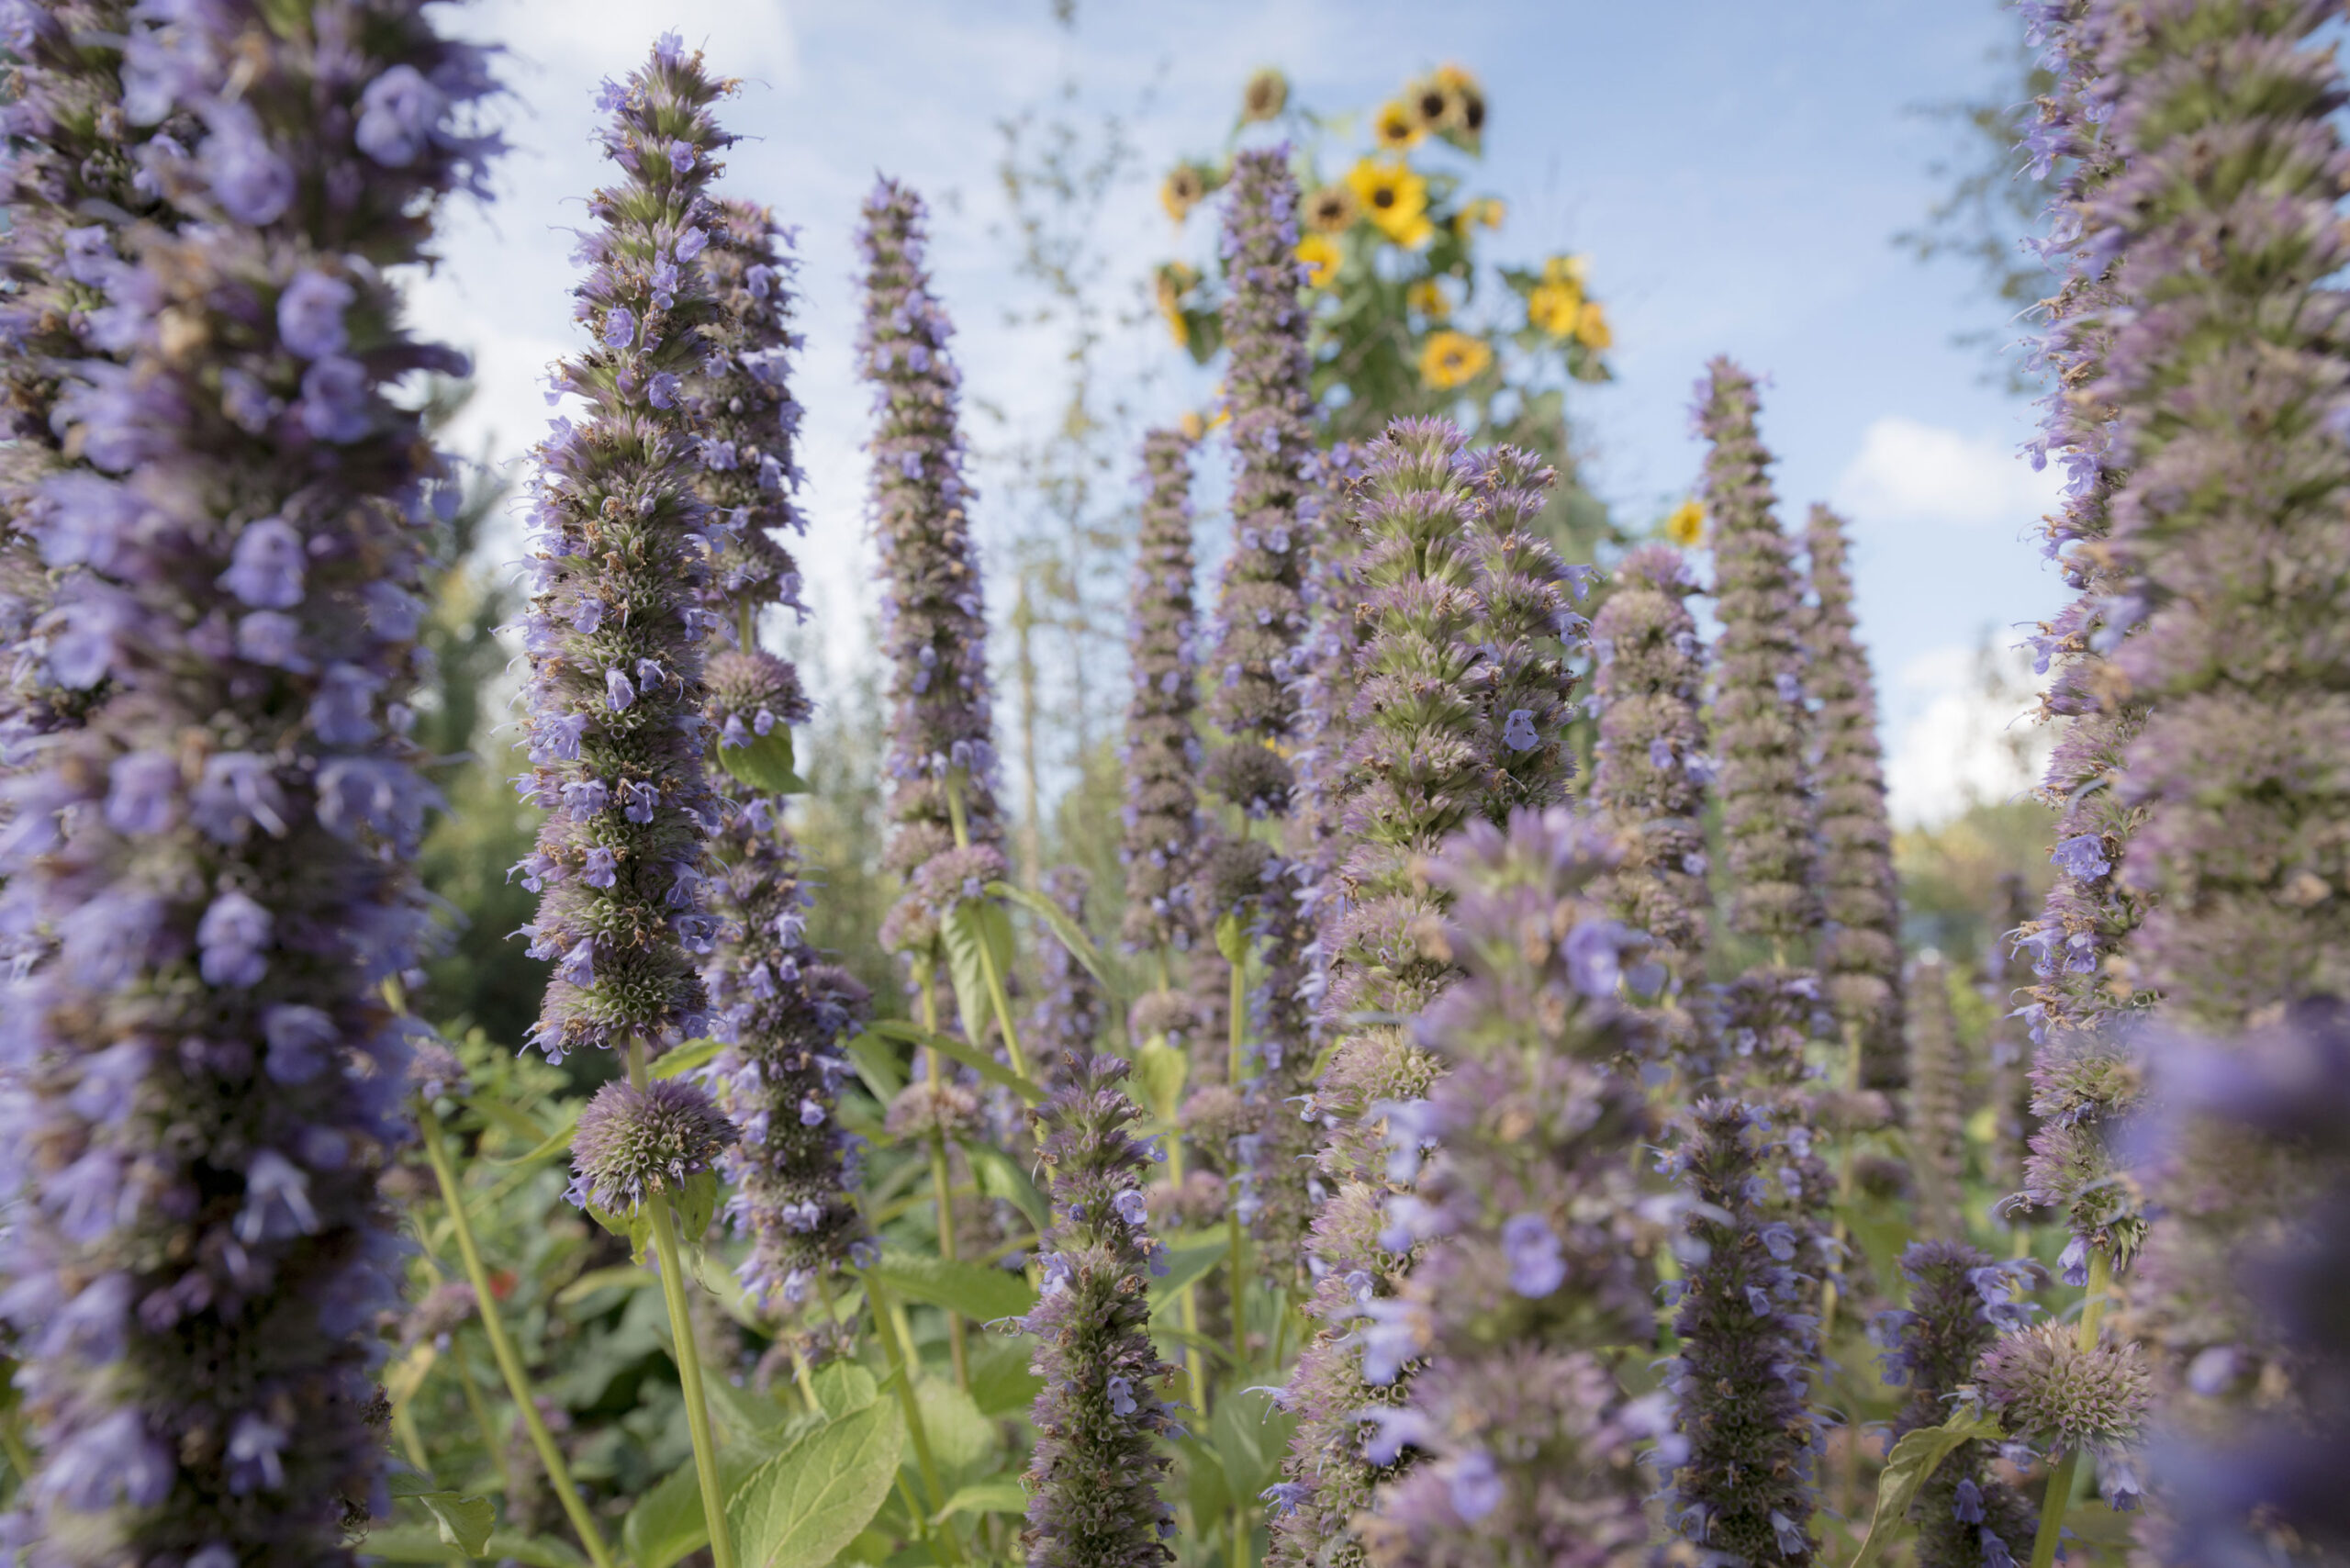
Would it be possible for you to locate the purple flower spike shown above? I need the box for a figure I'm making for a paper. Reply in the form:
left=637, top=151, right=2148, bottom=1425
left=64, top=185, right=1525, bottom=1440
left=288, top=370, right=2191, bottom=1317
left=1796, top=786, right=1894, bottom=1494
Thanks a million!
left=685, top=200, right=873, bottom=1318
left=1805, top=506, right=1906, bottom=1091
left=1017, top=1054, right=1181, bottom=1568
left=514, top=39, right=736, bottom=1064
left=1908, top=955, right=1968, bottom=1239
left=0, top=0, right=498, bottom=1556
left=1120, top=428, right=1207, bottom=958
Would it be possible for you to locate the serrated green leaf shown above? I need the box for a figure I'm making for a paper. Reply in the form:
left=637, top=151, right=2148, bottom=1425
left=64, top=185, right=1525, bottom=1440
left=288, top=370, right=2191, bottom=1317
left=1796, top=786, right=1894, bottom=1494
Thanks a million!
left=989, top=879, right=1119, bottom=998
left=812, top=1360, right=880, bottom=1417
left=1134, top=1039, right=1188, bottom=1123
left=716, top=727, right=809, bottom=795
left=964, top=1142, right=1050, bottom=1235
left=1147, top=1241, right=1228, bottom=1321
left=1849, top=1407, right=2007, bottom=1568
left=940, top=899, right=1016, bottom=1053
left=727, top=1397, right=905, bottom=1568
left=654, top=1037, right=725, bottom=1080
left=674, top=1169, right=719, bottom=1243
left=865, top=1021, right=1044, bottom=1105
left=869, top=1249, right=1037, bottom=1326
left=933, top=1478, right=1029, bottom=1522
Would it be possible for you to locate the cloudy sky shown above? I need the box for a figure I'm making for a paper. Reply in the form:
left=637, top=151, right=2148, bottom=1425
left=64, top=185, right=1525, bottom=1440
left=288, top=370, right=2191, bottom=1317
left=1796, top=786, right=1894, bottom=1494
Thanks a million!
left=411, top=0, right=2061, bottom=827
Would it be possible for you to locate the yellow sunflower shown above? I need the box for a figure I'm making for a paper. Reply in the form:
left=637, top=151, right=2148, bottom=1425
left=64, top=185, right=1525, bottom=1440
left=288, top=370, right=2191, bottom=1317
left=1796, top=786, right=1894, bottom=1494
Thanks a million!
left=1241, top=67, right=1289, bottom=124
left=1374, top=99, right=1424, bottom=151
left=1405, top=278, right=1450, bottom=319
left=1541, top=252, right=1590, bottom=289
left=1179, top=409, right=1207, bottom=442
left=1431, top=64, right=1487, bottom=140
left=1305, top=184, right=1360, bottom=233
left=1295, top=233, right=1341, bottom=289
left=1527, top=281, right=1581, bottom=338
left=1161, top=163, right=1208, bottom=224
left=1418, top=330, right=1493, bottom=391
left=1664, top=498, right=1705, bottom=547
left=1457, top=196, right=1506, bottom=231
left=1573, top=299, right=1614, bottom=351
left=1346, top=157, right=1431, bottom=247
left=1155, top=263, right=1198, bottom=346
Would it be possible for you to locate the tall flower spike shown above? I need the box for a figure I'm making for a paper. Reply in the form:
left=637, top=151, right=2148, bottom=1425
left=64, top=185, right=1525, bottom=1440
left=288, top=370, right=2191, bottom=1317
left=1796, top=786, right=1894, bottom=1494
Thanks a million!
left=1017, top=1054, right=1182, bottom=1568
left=1803, top=505, right=1905, bottom=1090
left=1908, top=956, right=1968, bottom=1240
left=1029, top=867, right=1107, bottom=1074
left=0, top=4, right=496, bottom=1558
left=685, top=200, right=874, bottom=1311
left=1120, top=428, right=1206, bottom=958
left=857, top=177, right=1009, bottom=978
left=1872, top=1242, right=2042, bottom=1568
left=1697, top=358, right=1818, bottom=959
left=1661, top=1100, right=1824, bottom=1568
left=1358, top=810, right=1662, bottom=1568
left=1590, top=543, right=1713, bottom=988
left=513, top=42, right=735, bottom=1063
left=1461, top=445, right=1586, bottom=818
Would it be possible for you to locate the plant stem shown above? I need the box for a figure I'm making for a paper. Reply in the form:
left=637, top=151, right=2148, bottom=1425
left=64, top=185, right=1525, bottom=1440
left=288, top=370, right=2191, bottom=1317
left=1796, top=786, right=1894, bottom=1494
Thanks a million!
left=630, top=1039, right=737, bottom=1568
left=454, top=1337, right=512, bottom=1493
left=1167, top=1132, right=1209, bottom=1415
left=915, top=969, right=971, bottom=1389
left=2028, top=1247, right=2115, bottom=1568
left=867, top=1271, right=964, bottom=1563
left=1225, top=941, right=1249, bottom=1372
left=419, top=1105, right=617, bottom=1568
left=944, top=770, right=1031, bottom=1080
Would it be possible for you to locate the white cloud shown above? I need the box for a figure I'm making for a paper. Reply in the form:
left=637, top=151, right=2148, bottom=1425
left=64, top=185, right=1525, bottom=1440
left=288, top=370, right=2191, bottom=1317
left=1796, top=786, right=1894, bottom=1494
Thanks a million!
left=1882, top=642, right=2052, bottom=827
left=1830, top=416, right=2061, bottom=532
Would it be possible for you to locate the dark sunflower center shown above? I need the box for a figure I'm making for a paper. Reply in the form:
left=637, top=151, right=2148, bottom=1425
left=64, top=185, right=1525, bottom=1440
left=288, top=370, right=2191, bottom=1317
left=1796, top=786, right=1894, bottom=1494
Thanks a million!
left=1371, top=188, right=1395, bottom=209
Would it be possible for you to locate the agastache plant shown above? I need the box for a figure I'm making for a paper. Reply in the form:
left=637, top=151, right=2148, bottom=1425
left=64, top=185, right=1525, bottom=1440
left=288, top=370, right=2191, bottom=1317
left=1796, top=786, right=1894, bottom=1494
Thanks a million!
left=1120, top=427, right=1206, bottom=962
left=1355, top=810, right=1662, bottom=1568
left=1872, top=1242, right=2042, bottom=1568
left=1030, top=867, right=1107, bottom=1073
left=687, top=198, right=874, bottom=1316
left=1016, top=1053, right=1182, bottom=1568
left=1802, top=505, right=1905, bottom=1091
left=1908, top=956, right=1967, bottom=1240
left=0, top=1, right=494, bottom=1558
left=513, top=39, right=733, bottom=1068
left=1589, top=543, right=1712, bottom=999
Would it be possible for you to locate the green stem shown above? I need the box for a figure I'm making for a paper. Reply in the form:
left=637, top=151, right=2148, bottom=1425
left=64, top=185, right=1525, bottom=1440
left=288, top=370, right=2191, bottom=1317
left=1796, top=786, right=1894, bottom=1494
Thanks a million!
left=0, top=1409, right=28, bottom=1498
left=631, top=1040, right=736, bottom=1568
left=1225, top=938, right=1250, bottom=1373
left=930, top=1129, right=971, bottom=1390
left=944, top=770, right=1030, bottom=1080
left=1168, top=1133, right=1208, bottom=1415
left=455, top=1335, right=514, bottom=1494
left=419, top=1105, right=617, bottom=1568
left=866, top=1272, right=963, bottom=1563
left=2028, top=1248, right=2116, bottom=1568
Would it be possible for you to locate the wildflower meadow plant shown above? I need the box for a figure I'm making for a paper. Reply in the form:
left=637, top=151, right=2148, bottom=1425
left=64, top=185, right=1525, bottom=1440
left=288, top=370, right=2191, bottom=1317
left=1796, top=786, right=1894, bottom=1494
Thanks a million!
left=0, top=2, right=494, bottom=1558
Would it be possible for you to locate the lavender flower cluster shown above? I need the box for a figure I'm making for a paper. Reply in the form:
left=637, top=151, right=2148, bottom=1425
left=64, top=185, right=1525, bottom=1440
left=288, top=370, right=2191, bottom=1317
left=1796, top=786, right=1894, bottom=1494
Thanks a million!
left=0, top=2, right=494, bottom=1559
left=1119, top=428, right=1206, bottom=958
left=1017, top=1053, right=1183, bottom=1568
left=512, top=39, right=735, bottom=1064
left=1355, top=811, right=1662, bottom=1568
left=1803, top=505, right=1905, bottom=1090
left=857, top=177, right=1009, bottom=965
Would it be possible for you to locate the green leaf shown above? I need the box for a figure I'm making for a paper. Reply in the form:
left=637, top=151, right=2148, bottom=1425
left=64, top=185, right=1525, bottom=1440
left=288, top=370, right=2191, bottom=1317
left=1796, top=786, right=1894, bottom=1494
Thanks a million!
left=1211, top=1385, right=1300, bottom=1501
left=933, top=1478, right=1029, bottom=1523
left=912, top=1375, right=1002, bottom=1488
left=624, top=1457, right=711, bottom=1568
left=1148, top=1241, right=1227, bottom=1320
left=361, top=1528, right=587, bottom=1568
left=1177, top=1437, right=1230, bottom=1529
left=485, top=1103, right=581, bottom=1167
left=715, top=726, right=809, bottom=795
left=674, top=1169, right=719, bottom=1243
left=989, top=879, right=1118, bottom=997
left=1214, top=911, right=1249, bottom=968
left=464, top=1094, right=554, bottom=1146
left=864, top=1020, right=1044, bottom=1105
left=727, top=1397, right=906, bottom=1568
left=940, top=899, right=1016, bottom=1050
left=845, top=1030, right=904, bottom=1102
left=1133, top=1039, right=1188, bottom=1124
left=1849, top=1407, right=2007, bottom=1568
left=811, top=1360, right=880, bottom=1417
left=654, top=1037, right=725, bottom=1080
left=706, top=1374, right=800, bottom=1443
left=869, top=1249, right=1037, bottom=1326
left=554, top=1264, right=649, bottom=1307
left=964, top=1142, right=1050, bottom=1235
left=586, top=1201, right=652, bottom=1263
left=968, top=1333, right=1045, bottom=1418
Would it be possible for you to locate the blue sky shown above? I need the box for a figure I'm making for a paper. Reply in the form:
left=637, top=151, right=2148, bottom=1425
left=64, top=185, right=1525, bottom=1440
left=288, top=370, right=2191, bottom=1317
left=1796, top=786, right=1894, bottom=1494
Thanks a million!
left=412, top=0, right=2063, bottom=824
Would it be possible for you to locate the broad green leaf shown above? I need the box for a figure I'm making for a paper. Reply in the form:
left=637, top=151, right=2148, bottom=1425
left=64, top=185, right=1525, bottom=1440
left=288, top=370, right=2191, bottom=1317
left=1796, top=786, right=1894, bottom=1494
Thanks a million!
left=1134, top=1039, right=1188, bottom=1124
left=715, top=726, right=809, bottom=795
left=654, top=1037, right=725, bottom=1080
left=812, top=1361, right=880, bottom=1417
left=361, top=1527, right=587, bottom=1568
left=865, top=1020, right=1044, bottom=1105
left=845, top=1031, right=904, bottom=1102
left=485, top=1103, right=581, bottom=1167
left=625, top=1456, right=713, bottom=1568
left=1212, top=1384, right=1300, bottom=1501
left=989, top=879, right=1116, bottom=996
left=968, top=1333, right=1045, bottom=1418
left=1849, top=1407, right=2006, bottom=1568
left=1148, top=1241, right=1229, bottom=1320
left=726, top=1397, right=905, bottom=1568
left=912, top=1376, right=1001, bottom=1488
left=1178, top=1437, right=1230, bottom=1529
left=674, top=1169, right=720, bottom=1243
left=415, top=1493, right=495, bottom=1554
left=706, top=1374, right=800, bottom=1443
left=940, top=900, right=1017, bottom=1053
left=933, top=1478, right=1029, bottom=1523
left=963, top=1142, right=1050, bottom=1235
left=554, top=1264, right=648, bottom=1307
left=870, top=1249, right=1037, bottom=1326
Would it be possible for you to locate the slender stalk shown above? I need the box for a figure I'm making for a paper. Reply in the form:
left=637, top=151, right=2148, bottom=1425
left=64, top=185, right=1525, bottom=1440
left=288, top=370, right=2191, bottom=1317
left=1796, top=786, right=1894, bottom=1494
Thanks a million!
left=866, top=1271, right=964, bottom=1563
left=1168, top=1132, right=1209, bottom=1415
left=419, top=1106, right=617, bottom=1568
left=392, top=1399, right=431, bottom=1476
left=454, top=1338, right=513, bottom=1493
left=1225, top=933, right=1250, bottom=1372
left=945, top=771, right=1031, bottom=1080
left=2026, top=1248, right=2115, bottom=1568
left=913, top=970, right=970, bottom=1388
